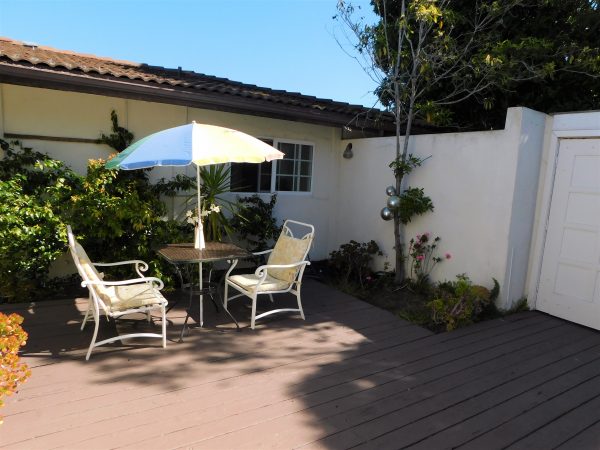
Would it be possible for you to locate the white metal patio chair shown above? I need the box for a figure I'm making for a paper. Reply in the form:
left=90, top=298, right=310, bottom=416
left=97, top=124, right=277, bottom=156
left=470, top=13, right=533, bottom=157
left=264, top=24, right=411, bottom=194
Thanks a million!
left=67, top=225, right=168, bottom=360
left=224, top=220, right=314, bottom=329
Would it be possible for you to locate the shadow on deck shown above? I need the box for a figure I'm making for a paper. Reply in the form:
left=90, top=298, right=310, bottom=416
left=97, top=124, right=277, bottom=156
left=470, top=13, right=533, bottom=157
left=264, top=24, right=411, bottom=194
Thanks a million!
left=1, top=279, right=600, bottom=449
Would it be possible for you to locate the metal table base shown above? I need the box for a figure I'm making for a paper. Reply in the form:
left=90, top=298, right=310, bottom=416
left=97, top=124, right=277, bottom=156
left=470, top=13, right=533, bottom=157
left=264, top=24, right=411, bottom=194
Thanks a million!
left=157, top=242, right=251, bottom=340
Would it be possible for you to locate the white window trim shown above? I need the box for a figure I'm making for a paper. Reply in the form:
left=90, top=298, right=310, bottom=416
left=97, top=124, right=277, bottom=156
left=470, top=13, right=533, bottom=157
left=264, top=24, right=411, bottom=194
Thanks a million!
left=231, top=137, right=315, bottom=195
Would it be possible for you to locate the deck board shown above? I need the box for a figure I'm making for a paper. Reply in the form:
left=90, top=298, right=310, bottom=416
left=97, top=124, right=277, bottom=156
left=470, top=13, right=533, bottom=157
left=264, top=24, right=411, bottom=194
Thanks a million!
left=554, top=419, right=600, bottom=449
left=2, top=280, right=600, bottom=449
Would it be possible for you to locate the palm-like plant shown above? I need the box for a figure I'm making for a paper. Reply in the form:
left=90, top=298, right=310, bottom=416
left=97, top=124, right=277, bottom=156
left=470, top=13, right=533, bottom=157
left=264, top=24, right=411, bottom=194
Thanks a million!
left=154, top=164, right=238, bottom=242
left=198, top=165, right=236, bottom=242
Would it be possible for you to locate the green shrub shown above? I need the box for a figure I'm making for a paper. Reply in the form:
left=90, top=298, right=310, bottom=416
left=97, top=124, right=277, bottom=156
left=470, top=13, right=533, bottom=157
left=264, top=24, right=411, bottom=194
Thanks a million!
left=328, top=240, right=382, bottom=289
left=428, top=275, right=500, bottom=331
left=230, top=194, right=281, bottom=251
left=66, top=158, right=191, bottom=285
left=0, top=138, right=188, bottom=301
left=99, top=110, right=133, bottom=152
left=407, top=232, right=451, bottom=291
left=0, top=143, right=79, bottom=300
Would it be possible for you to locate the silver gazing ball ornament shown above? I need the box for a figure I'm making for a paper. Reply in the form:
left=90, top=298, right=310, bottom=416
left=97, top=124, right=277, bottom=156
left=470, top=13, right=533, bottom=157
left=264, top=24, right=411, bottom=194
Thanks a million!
left=385, top=186, right=396, bottom=196
left=380, top=207, right=394, bottom=221
left=387, top=195, right=401, bottom=209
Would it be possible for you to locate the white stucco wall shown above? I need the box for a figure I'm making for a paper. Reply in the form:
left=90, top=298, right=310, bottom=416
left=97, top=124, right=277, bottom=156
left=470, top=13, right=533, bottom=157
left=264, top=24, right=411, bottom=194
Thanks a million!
left=0, top=83, right=551, bottom=307
left=334, top=107, right=548, bottom=308
left=0, top=83, right=341, bottom=259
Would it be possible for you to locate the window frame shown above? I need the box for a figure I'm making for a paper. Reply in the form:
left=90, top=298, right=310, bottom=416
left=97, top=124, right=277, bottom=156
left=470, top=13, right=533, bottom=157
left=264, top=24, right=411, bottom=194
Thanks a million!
left=230, top=137, right=315, bottom=195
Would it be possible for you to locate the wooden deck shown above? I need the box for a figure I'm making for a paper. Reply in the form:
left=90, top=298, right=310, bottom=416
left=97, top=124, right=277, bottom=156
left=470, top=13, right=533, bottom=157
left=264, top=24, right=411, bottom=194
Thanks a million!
left=2, top=279, right=600, bottom=449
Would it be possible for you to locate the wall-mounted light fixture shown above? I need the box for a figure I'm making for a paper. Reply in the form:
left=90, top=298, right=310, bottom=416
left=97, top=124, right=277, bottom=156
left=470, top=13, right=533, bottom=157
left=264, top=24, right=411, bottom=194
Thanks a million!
left=343, top=142, right=353, bottom=159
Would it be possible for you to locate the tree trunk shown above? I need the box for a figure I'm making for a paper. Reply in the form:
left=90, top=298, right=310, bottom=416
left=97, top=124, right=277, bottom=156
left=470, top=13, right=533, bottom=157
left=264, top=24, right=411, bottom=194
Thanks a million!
left=393, top=81, right=405, bottom=284
left=394, top=216, right=404, bottom=284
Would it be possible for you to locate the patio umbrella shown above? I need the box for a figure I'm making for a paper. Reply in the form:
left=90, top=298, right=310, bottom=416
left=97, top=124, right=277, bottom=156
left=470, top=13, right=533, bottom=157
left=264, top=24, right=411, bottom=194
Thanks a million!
left=105, top=122, right=284, bottom=249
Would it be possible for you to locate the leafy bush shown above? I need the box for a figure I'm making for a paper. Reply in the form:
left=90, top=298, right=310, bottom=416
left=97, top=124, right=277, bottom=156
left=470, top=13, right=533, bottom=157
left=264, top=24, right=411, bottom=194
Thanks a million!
left=397, top=187, right=434, bottom=224
left=387, top=154, right=434, bottom=224
left=429, top=275, right=500, bottom=331
left=230, top=194, right=281, bottom=251
left=0, top=312, right=30, bottom=423
left=68, top=158, right=176, bottom=268
left=328, top=240, right=382, bottom=289
left=0, top=142, right=79, bottom=300
left=0, top=132, right=188, bottom=301
left=99, top=110, right=133, bottom=152
left=407, top=232, right=450, bottom=290
left=507, top=297, right=530, bottom=314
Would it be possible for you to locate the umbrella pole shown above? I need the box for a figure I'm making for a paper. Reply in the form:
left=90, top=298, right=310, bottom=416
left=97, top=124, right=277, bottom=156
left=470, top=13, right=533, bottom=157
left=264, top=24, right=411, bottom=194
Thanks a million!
left=197, top=164, right=204, bottom=327
left=198, top=262, right=203, bottom=327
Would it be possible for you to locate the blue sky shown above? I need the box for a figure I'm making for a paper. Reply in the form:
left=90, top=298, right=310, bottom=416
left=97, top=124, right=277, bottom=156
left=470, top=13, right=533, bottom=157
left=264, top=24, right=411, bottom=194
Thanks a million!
left=0, top=0, right=381, bottom=108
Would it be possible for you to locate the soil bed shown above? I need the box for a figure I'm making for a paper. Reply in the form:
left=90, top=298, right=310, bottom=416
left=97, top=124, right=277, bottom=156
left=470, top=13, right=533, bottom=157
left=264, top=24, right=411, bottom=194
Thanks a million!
left=307, top=260, right=445, bottom=333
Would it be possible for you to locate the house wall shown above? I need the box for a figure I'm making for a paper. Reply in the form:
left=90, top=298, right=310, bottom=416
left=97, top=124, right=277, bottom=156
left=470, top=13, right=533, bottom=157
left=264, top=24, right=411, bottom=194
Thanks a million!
left=0, top=83, right=341, bottom=260
left=334, top=107, right=548, bottom=308
left=0, top=83, right=551, bottom=307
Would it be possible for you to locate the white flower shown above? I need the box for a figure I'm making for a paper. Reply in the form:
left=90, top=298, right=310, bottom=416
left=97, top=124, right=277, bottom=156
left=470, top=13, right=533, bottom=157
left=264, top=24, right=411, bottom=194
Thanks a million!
left=184, top=204, right=220, bottom=224
left=185, top=209, right=198, bottom=224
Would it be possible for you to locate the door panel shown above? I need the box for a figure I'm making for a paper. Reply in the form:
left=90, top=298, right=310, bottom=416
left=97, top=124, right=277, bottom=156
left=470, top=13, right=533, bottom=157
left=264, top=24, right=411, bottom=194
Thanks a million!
left=538, top=139, right=600, bottom=329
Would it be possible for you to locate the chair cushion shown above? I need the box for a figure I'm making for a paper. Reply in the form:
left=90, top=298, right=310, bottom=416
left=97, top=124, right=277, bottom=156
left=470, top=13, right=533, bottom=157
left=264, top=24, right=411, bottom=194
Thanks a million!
left=104, top=284, right=166, bottom=312
left=229, top=274, right=290, bottom=293
left=74, top=243, right=112, bottom=304
left=267, top=234, right=311, bottom=282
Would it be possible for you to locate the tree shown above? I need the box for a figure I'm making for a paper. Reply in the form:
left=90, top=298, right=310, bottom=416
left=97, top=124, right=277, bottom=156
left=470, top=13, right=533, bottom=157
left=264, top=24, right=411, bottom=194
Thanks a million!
left=440, top=0, right=600, bottom=129
left=338, top=0, right=600, bottom=283
left=335, top=0, right=566, bottom=283
left=336, top=0, right=600, bottom=283
left=348, top=1, right=600, bottom=130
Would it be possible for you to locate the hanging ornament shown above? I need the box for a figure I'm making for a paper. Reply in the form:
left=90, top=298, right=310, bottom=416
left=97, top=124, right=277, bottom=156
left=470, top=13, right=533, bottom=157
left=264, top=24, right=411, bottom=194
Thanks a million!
left=380, top=207, right=393, bottom=221
left=385, top=186, right=396, bottom=196
left=387, top=195, right=401, bottom=209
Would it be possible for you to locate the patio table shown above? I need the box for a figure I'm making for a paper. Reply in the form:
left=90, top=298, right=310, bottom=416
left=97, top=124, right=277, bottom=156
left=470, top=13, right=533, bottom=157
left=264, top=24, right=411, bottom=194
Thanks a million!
left=157, top=242, right=252, bottom=340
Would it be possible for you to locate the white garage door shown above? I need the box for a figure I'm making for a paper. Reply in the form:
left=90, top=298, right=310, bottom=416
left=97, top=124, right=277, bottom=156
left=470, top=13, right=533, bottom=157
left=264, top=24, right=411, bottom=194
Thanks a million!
left=538, top=138, right=600, bottom=330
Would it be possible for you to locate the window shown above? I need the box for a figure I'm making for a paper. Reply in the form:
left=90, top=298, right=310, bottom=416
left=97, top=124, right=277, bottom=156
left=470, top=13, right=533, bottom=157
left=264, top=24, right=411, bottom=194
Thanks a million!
left=229, top=139, right=274, bottom=192
left=230, top=139, right=313, bottom=193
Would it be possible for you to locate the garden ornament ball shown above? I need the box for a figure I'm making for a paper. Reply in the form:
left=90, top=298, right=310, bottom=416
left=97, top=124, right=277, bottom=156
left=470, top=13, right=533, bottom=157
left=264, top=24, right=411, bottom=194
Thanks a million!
left=380, top=207, right=393, bottom=221
left=385, top=185, right=396, bottom=196
left=387, top=195, right=401, bottom=209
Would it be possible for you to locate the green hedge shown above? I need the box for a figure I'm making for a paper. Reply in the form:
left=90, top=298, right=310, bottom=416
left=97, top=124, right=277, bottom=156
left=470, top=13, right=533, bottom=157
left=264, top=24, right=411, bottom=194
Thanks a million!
left=0, top=141, right=189, bottom=302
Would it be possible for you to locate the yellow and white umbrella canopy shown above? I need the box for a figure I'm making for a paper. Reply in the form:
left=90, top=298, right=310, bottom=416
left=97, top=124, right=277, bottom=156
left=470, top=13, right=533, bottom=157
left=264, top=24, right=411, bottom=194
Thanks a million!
left=106, top=122, right=284, bottom=248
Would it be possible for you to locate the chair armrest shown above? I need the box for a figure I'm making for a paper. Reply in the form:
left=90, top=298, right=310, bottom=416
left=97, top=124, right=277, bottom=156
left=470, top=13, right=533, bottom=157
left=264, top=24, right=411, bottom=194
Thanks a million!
left=82, top=276, right=164, bottom=290
left=252, top=249, right=273, bottom=256
left=93, top=260, right=148, bottom=277
left=254, top=261, right=310, bottom=277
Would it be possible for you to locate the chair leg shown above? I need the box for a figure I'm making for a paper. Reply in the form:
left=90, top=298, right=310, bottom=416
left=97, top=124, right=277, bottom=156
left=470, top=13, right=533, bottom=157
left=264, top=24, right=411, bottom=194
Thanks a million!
left=81, top=295, right=92, bottom=331
left=296, top=291, right=305, bottom=320
left=161, top=305, right=167, bottom=348
left=146, top=311, right=152, bottom=323
left=224, top=282, right=229, bottom=311
left=86, top=310, right=100, bottom=361
left=250, top=294, right=258, bottom=330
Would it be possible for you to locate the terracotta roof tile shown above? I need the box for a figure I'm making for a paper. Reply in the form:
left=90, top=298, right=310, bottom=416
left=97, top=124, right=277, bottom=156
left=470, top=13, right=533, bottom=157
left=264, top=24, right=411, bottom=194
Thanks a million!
left=0, top=37, right=402, bottom=132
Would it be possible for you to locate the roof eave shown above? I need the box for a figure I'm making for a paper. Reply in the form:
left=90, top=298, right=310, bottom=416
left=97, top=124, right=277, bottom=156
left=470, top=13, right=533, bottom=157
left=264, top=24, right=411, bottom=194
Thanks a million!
left=0, top=62, right=395, bottom=133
